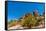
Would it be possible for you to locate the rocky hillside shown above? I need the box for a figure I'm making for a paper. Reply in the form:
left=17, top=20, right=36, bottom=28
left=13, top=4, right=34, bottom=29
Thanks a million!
left=8, top=10, right=45, bottom=30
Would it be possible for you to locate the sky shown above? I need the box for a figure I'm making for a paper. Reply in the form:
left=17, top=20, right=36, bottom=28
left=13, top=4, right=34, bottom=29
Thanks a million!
left=7, top=1, right=45, bottom=21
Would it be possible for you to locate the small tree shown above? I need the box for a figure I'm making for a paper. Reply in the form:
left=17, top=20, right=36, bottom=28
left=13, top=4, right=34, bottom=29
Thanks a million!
left=21, top=13, right=38, bottom=28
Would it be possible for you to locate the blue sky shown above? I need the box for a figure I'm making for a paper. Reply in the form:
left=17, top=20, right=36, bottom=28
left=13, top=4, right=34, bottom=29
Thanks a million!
left=8, top=1, right=45, bottom=21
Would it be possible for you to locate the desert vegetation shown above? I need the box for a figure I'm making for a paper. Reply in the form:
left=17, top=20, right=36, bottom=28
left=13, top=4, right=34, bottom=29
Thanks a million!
left=8, top=10, right=45, bottom=29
